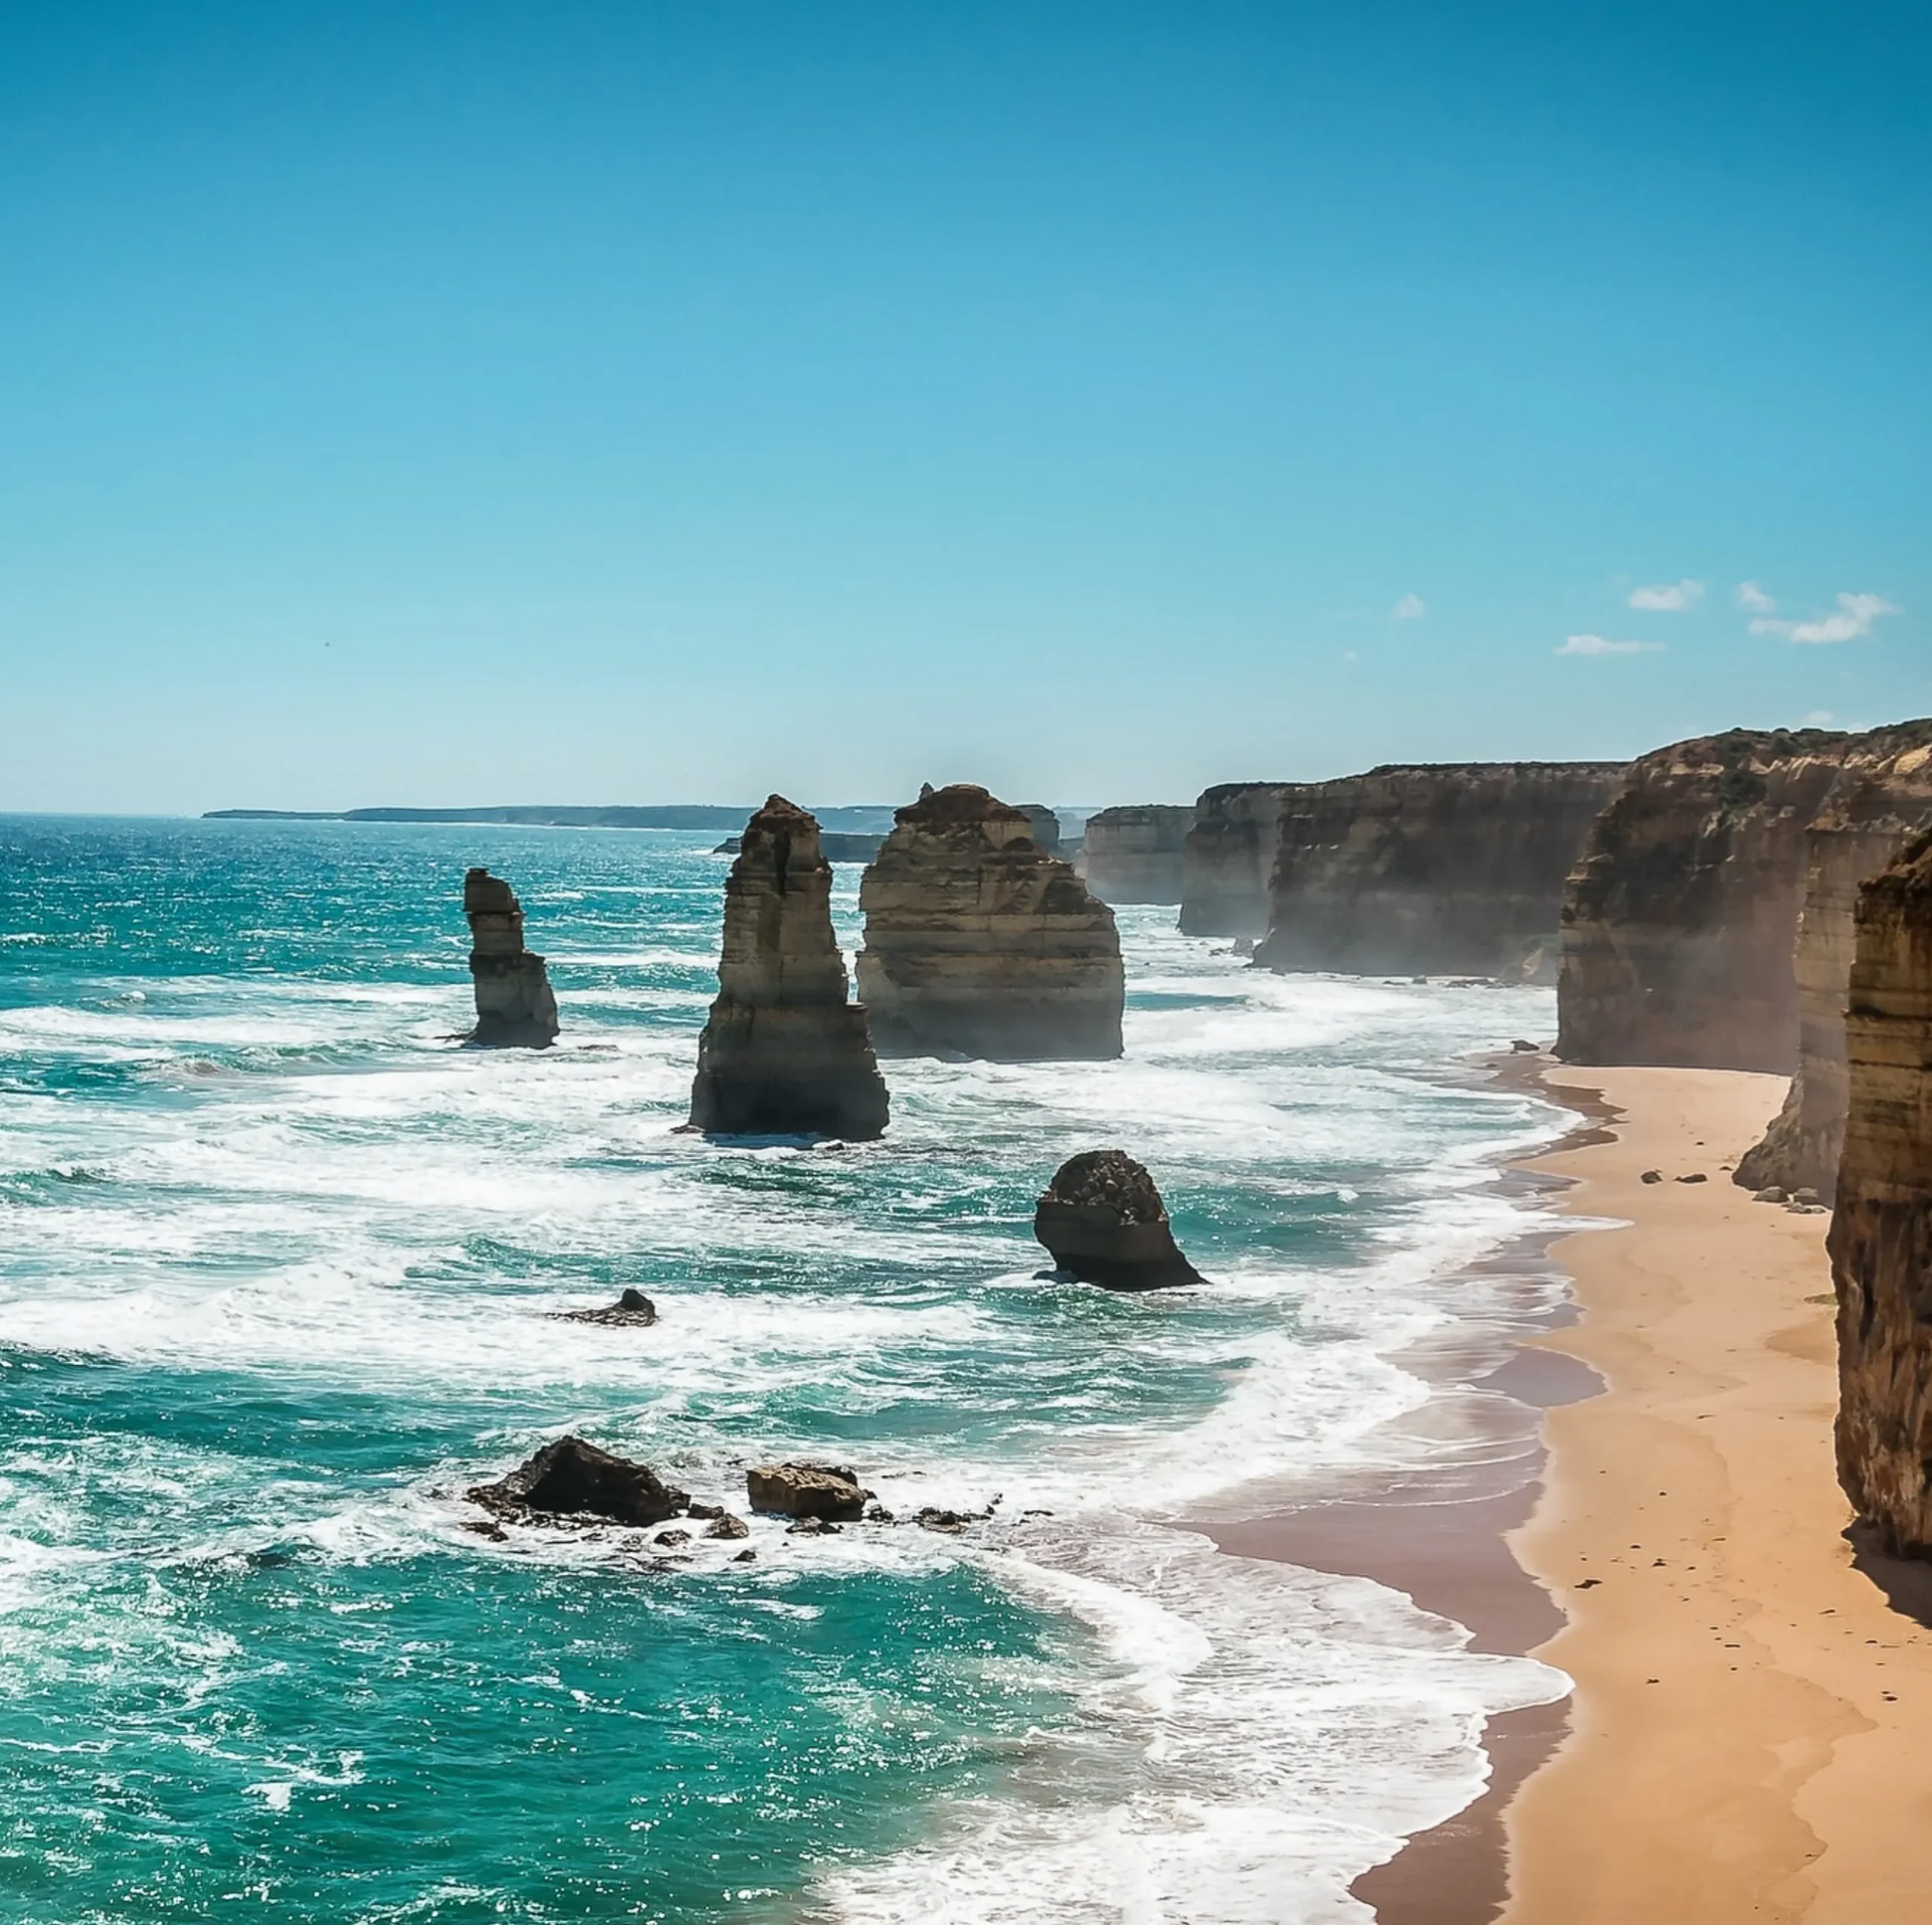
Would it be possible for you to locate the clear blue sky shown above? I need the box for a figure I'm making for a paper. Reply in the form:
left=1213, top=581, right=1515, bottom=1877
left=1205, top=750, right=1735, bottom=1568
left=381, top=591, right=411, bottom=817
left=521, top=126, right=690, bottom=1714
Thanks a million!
left=2, top=1, right=1927, bottom=813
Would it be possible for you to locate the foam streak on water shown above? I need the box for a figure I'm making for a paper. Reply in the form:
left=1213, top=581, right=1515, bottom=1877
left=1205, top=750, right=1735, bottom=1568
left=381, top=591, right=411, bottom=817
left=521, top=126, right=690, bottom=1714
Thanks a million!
left=0, top=817, right=1568, bottom=1923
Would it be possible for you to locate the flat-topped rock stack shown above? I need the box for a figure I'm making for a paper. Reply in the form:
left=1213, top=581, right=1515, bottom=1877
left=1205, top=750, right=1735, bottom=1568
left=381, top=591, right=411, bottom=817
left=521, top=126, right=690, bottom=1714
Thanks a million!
left=1737, top=721, right=1932, bottom=1198
left=1829, top=827, right=1932, bottom=1554
left=1081, top=804, right=1193, bottom=905
left=1034, top=1149, right=1204, bottom=1289
left=1254, top=761, right=1626, bottom=978
left=464, top=868, right=561, bottom=1047
left=688, top=797, right=890, bottom=1139
left=857, top=785, right=1124, bottom=1059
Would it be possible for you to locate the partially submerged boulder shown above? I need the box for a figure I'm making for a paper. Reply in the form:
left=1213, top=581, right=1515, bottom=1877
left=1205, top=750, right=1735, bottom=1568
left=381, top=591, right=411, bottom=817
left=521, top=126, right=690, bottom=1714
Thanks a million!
left=554, top=1287, right=659, bottom=1327
left=466, top=1435, right=688, bottom=1527
left=1034, top=1150, right=1204, bottom=1290
left=689, top=796, right=890, bottom=1138
left=746, top=1460, right=866, bottom=1520
left=464, top=868, right=561, bottom=1047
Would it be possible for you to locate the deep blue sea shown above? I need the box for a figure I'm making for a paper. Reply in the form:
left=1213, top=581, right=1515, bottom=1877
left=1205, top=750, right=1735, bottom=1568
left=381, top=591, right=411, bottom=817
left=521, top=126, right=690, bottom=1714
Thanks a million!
left=0, top=816, right=1570, bottom=1923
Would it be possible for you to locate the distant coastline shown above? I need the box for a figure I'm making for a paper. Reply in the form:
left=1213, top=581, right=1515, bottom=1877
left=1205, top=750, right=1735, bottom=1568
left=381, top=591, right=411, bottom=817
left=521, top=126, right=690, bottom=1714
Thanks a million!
left=203, top=803, right=902, bottom=833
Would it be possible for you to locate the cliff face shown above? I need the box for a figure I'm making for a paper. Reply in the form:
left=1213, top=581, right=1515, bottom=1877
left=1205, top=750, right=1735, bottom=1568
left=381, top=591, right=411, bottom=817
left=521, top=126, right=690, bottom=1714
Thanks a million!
left=1081, top=805, right=1193, bottom=905
left=1737, top=722, right=1932, bottom=1195
left=688, top=797, right=890, bottom=1138
left=1181, top=784, right=1297, bottom=936
left=1252, top=762, right=1626, bottom=978
left=1829, top=828, right=1932, bottom=1555
left=857, top=784, right=1123, bottom=1059
left=1555, top=729, right=1857, bottom=1071
left=464, top=869, right=561, bottom=1047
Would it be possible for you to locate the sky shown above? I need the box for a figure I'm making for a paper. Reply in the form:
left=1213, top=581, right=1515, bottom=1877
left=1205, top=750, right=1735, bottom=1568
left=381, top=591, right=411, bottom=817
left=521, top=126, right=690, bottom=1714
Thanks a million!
left=2, top=0, right=1927, bottom=813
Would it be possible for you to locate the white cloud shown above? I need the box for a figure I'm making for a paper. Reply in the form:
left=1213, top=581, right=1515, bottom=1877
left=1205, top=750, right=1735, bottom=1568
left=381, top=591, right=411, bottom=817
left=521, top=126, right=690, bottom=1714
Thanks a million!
left=1802, top=709, right=1835, bottom=726
left=1390, top=592, right=1426, bottom=620
left=1750, top=591, right=1900, bottom=645
left=1735, top=580, right=1777, bottom=613
left=1557, top=634, right=1666, bottom=657
left=1628, top=578, right=1704, bottom=610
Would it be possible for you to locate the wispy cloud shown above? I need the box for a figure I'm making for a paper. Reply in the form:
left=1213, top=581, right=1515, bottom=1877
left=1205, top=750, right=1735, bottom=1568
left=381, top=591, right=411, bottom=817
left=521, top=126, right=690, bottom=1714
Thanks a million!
left=1390, top=592, right=1426, bottom=620
left=1557, top=635, right=1666, bottom=657
left=1802, top=709, right=1835, bottom=726
left=1735, top=580, right=1776, bottom=613
left=1628, top=578, right=1704, bottom=610
left=1750, top=591, right=1900, bottom=645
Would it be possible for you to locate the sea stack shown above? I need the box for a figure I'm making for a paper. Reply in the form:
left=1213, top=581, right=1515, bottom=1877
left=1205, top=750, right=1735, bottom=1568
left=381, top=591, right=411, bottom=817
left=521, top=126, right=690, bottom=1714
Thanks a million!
left=1736, top=720, right=1932, bottom=1198
left=464, top=868, right=561, bottom=1047
left=688, top=796, right=890, bottom=1139
left=857, top=784, right=1124, bottom=1060
left=1829, top=827, right=1932, bottom=1555
left=1081, top=804, right=1193, bottom=905
left=1180, top=783, right=1299, bottom=936
left=1034, top=1150, right=1204, bottom=1290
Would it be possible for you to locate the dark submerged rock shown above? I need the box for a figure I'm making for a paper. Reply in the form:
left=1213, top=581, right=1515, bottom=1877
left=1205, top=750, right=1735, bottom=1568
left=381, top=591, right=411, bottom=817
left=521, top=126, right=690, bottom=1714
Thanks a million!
left=466, top=1435, right=689, bottom=1527
left=555, top=1287, right=659, bottom=1327
left=1033, top=1150, right=1205, bottom=1290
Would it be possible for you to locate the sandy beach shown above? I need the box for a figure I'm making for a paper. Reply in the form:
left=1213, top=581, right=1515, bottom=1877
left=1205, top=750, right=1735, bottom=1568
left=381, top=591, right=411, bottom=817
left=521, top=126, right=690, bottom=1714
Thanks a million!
left=1500, top=1064, right=1932, bottom=1925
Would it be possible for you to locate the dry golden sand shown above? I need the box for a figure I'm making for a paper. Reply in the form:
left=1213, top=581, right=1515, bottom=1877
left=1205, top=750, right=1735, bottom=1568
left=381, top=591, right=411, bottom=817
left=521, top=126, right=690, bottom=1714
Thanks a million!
left=1501, top=1066, right=1932, bottom=1925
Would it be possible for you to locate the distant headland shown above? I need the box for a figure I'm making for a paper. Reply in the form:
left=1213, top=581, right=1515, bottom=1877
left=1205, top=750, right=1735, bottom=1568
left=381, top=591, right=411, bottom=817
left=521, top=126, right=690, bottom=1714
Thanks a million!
left=203, top=803, right=903, bottom=833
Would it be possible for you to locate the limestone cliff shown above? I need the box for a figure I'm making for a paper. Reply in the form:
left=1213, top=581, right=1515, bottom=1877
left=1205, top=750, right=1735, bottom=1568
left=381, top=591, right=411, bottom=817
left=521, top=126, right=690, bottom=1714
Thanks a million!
left=1558, top=727, right=1882, bottom=1072
left=1181, top=784, right=1297, bottom=936
left=1081, top=805, right=1193, bottom=905
left=1829, top=827, right=1932, bottom=1555
left=1253, top=762, right=1625, bottom=977
left=857, top=785, right=1123, bottom=1059
left=688, top=797, right=890, bottom=1138
left=464, top=869, right=561, bottom=1047
left=1736, top=722, right=1932, bottom=1195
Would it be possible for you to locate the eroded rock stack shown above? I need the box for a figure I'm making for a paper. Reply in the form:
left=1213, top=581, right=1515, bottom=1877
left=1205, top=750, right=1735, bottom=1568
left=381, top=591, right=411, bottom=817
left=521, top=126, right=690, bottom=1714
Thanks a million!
left=1829, top=828, right=1932, bottom=1555
left=1254, top=762, right=1626, bottom=978
left=688, top=797, right=890, bottom=1138
left=1034, top=1149, right=1204, bottom=1289
left=857, top=785, right=1123, bottom=1059
left=1081, top=804, right=1193, bottom=905
left=1181, top=783, right=1299, bottom=936
left=1736, top=723, right=1932, bottom=1198
left=464, top=868, right=561, bottom=1047
left=1555, top=729, right=1854, bottom=1071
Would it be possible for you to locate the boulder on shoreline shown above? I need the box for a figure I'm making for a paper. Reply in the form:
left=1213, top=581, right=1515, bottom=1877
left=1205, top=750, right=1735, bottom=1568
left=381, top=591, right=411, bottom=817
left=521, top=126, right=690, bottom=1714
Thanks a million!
left=463, top=868, right=561, bottom=1048
left=1034, top=1150, right=1204, bottom=1290
left=466, top=1436, right=688, bottom=1527
left=746, top=1460, right=866, bottom=1520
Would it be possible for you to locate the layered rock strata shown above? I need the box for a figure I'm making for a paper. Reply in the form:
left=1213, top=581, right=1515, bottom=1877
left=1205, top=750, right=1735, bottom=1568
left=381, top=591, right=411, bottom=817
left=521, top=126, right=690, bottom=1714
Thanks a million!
left=1556, top=727, right=1904, bottom=1072
left=1034, top=1149, right=1204, bottom=1289
left=1829, top=828, right=1932, bottom=1554
left=1736, top=722, right=1932, bottom=1196
left=857, top=786, right=1123, bottom=1059
left=1181, top=783, right=1297, bottom=936
left=464, top=869, right=561, bottom=1047
left=1254, top=762, right=1626, bottom=977
left=1081, top=804, right=1193, bottom=905
left=688, top=798, right=890, bottom=1139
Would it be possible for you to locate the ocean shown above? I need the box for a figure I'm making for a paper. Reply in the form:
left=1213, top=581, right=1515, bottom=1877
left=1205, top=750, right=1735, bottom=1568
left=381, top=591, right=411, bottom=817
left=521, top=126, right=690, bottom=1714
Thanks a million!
left=0, top=816, right=1571, bottom=1923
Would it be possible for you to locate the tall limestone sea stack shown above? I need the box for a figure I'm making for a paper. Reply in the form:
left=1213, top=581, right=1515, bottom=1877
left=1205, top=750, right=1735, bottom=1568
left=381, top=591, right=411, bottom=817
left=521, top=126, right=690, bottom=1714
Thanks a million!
left=1254, top=761, right=1625, bottom=977
left=1828, top=827, right=1932, bottom=1555
left=1736, top=721, right=1932, bottom=1197
left=464, top=869, right=561, bottom=1047
left=1081, top=804, right=1193, bottom=905
left=857, top=784, right=1124, bottom=1059
left=688, top=798, right=889, bottom=1138
left=1180, top=783, right=1296, bottom=936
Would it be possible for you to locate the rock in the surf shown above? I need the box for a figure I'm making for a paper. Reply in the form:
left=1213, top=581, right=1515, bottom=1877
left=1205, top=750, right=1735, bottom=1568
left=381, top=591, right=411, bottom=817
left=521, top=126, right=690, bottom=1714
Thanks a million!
left=1829, top=826, right=1932, bottom=1554
left=464, top=868, right=561, bottom=1047
left=1034, top=1149, right=1204, bottom=1290
left=688, top=797, right=890, bottom=1139
left=554, top=1287, right=659, bottom=1327
left=857, top=784, right=1123, bottom=1059
left=746, top=1460, right=867, bottom=1520
left=466, top=1435, right=688, bottom=1526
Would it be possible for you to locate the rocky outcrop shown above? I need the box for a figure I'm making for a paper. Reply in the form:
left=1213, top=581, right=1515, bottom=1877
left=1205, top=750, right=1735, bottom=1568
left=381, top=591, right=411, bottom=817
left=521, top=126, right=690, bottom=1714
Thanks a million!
left=464, top=869, right=561, bottom=1047
left=1254, top=763, right=1626, bottom=977
left=554, top=1287, right=658, bottom=1327
left=688, top=797, right=890, bottom=1139
left=1181, top=783, right=1298, bottom=936
left=1556, top=727, right=1912, bottom=1072
left=1015, top=804, right=1062, bottom=855
left=1034, top=1150, right=1204, bottom=1289
left=746, top=1461, right=866, bottom=1520
left=1081, top=805, right=1193, bottom=905
left=467, top=1436, right=688, bottom=1525
left=1829, top=828, right=1932, bottom=1555
left=857, top=786, right=1123, bottom=1059
left=1736, top=723, right=1932, bottom=1197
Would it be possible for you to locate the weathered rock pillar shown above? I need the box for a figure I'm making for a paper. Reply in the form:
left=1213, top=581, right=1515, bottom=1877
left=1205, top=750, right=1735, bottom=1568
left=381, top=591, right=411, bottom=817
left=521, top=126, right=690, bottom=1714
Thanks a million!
left=464, top=868, right=560, bottom=1047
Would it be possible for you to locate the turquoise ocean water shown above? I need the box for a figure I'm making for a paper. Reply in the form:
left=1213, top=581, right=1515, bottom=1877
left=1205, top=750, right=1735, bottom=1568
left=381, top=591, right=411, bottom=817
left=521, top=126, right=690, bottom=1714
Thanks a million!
left=0, top=817, right=1568, bottom=1923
